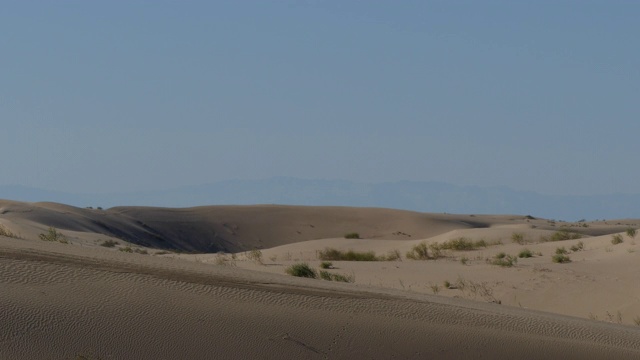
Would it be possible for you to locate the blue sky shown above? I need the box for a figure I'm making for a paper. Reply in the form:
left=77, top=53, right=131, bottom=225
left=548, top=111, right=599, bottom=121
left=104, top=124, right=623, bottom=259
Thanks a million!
left=1, top=1, right=639, bottom=195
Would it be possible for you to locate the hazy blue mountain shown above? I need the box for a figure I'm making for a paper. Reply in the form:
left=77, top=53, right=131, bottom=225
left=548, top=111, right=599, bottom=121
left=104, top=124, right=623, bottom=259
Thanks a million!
left=1, top=178, right=639, bottom=221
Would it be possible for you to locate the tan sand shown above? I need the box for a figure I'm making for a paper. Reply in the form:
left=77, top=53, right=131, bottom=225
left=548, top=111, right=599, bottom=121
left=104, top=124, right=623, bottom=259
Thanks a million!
left=1, top=200, right=640, bottom=359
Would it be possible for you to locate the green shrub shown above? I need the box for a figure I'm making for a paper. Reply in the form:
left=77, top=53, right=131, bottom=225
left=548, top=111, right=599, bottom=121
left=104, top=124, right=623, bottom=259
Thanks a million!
left=383, top=249, right=402, bottom=261
left=119, top=246, right=133, bottom=253
left=247, top=249, right=264, bottom=264
left=319, top=270, right=332, bottom=280
left=542, top=230, right=583, bottom=242
left=460, top=256, right=469, bottom=265
left=406, top=242, right=430, bottom=260
left=39, top=227, right=69, bottom=244
left=626, top=228, right=637, bottom=239
left=555, top=247, right=568, bottom=255
left=552, top=254, right=571, bottom=263
left=344, top=232, right=360, bottom=239
left=318, top=248, right=379, bottom=261
left=0, top=224, right=21, bottom=239
left=490, top=252, right=517, bottom=267
left=286, top=263, right=317, bottom=278
left=611, top=234, right=624, bottom=245
left=569, top=241, right=584, bottom=252
left=134, top=248, right=148, bottom=255
left=329, top=273, right=354, bottom=283
left=100, top=239, right=119, bottom=248
left=511, top=232, right=526, bottom=244
left=518, top=249, right=533, bottom=258
left=320, top=261, right=333, bottom=269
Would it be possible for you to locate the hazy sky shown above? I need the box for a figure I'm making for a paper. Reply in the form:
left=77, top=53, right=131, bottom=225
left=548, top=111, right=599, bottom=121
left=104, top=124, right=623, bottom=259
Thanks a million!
left=2, top=1, right=639, bottom=195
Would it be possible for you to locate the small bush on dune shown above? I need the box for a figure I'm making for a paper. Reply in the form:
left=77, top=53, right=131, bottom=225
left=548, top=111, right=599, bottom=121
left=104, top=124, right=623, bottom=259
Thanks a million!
left=39, top=227, right=69, bottom=244
left=611, top=234, right=624, bottom=245
left=119, top=246, right=133, bottom=253
left=319, top=271, right=354, bottom=283
left=247, top=249, right=264, bottom=264
left=626, top=228, right=637, bottom=239
left=100, top=239, right=119, bottom=248
left=518, top=249, right=533, bottom=258
left=490, top=252, right=517, bottom=267
left=318, top=248, right=379, bottom=261
left=286, top=263, right=317, bottom=278
left=406, top=242, right=430, bottom=260
left=542, top=230, right=583, bottom=242
left=344, top=232, right=360, bottom=239
left=0, top=224, right=21, bottom=239
left=552, top=253, right=571, bottom=263
left=511, top=232, right=526, bottom=244
left=382, top=249, right=402, bottom=261
left=320, top=261, right=333, bottom=269
left=570, top=241, right=584, bottom=252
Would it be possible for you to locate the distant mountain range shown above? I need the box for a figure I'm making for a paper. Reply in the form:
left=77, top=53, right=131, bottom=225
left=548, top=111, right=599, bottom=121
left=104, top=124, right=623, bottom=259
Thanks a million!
left=1, top=178, right=639, bottom=221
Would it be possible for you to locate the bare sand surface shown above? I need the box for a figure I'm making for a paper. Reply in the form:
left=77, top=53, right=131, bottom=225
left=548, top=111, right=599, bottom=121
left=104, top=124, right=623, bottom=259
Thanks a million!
left=1, top=200, right=640, bottom=359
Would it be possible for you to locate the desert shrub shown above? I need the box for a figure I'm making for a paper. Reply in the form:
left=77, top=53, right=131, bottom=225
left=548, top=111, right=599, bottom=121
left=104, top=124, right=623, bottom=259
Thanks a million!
left=430, top=284, right=440, bottom=294
left=247, top=249, right=264, bottom=264
left=320, top=261, right=333, bottom=269
left=555, top=247, right=568, bottom=255
left=344, top=232, right=360, bottom=239
left=318, top=248, right=379, bottom=261
left=611, top=234, right=624, bottom=245
left=406, top=242, right=430, bottom=260
left=626, top=228, right=637, bottom=239
left=286, top=263, right=317, bottom=278
left=319, top=270, right=332, bottom=280
left=39, top=227, right=68, bottom=244
left=119, top=246, right=133, bottom=253
left=0, top=224, right=21, bottom=239
left=383, top=249, right=402, bottom=261
left=518, top=249, right=533, bottom=258
left=443, top=280, right=451, bottom=289
left=542, top=230, right=583, bottom=242
left=511, top=232, right=526, bottom=244
left=570, top=241, right=584, bottom=252
left=100, top=239, right=119, bottom=248
left=320, top=272, right=354, bottom=283
left=460, top=256, right=469, bottom=265
left=490, top=252, right=517, bottom=267
left=552, top=254, right=571, bottom=263
left=440, top=237, right=489, bottom=251
left=134, top=248, right=148, bottom=255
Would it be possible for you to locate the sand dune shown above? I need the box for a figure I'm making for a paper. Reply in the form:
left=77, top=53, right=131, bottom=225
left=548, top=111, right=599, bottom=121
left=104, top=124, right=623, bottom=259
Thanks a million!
left=1, top=200, right=640, bottom=359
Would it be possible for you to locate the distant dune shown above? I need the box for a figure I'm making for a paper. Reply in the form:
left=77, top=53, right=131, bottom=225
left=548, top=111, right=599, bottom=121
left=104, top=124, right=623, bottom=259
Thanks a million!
left=1, top=199, right=640, bottom=359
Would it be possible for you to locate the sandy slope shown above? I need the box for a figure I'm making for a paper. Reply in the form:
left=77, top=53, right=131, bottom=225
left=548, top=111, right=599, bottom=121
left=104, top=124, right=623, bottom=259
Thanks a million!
left=2, top=200, right=640, bottom=359
left=1, top=237, right=640, bottom=359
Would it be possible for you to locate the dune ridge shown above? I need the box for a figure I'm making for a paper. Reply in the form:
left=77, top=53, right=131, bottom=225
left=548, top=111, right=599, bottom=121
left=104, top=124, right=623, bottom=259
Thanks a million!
left=2, top=200, right=640, bottom=359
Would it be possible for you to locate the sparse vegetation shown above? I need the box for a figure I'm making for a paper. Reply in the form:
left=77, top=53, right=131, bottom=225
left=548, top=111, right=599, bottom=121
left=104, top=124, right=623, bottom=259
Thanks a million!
left=39, top=227, right=69, bottom=244
left=382, top=249, right=402, bottom=261
left=490, top=252, right=517, bottom=267
left=541, top=230, right=583, bottom=242
left=460, top=256, right=469, bottom=265
left=344, top=232, right=360, bottom=239
left=119, top=246, right=133, bottom=253
left=320, top=261, right=333, bottom=269
left=134, top=248, right=148, bottom=255
left=319, top=270, right=354, bottom=283
left=430, top=283, right=440, bottom=294
left=285, top=263, right=317, bottom=278
left=626, top=228, right=637, bottom=239
left=0, top=224, right=21, bottom=239
left=100, top=239, right=119, bottom=248
left=552, top=253, right=571, bottom=263
left=405, top=242, right=430, bottom=260
left=611, top=234, right=624, bottom=245
left=443, top=280, right=451, bottom=289
left=555, top=247, right=568, bottom=255
left=518, top=249, right=533, bottom=258
left=511, top=232, right=526, bottom=244
left=439, top=237, right=486, bottom=250
left=318, top=248, right=379, bottom=261
left=570, top=241, right=584, bottom=252
left=247, top=249, right=264, bottom=264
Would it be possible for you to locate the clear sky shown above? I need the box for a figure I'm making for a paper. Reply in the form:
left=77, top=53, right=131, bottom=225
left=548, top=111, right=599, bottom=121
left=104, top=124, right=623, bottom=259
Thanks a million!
left=1, top=1, right=639, bottom=196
